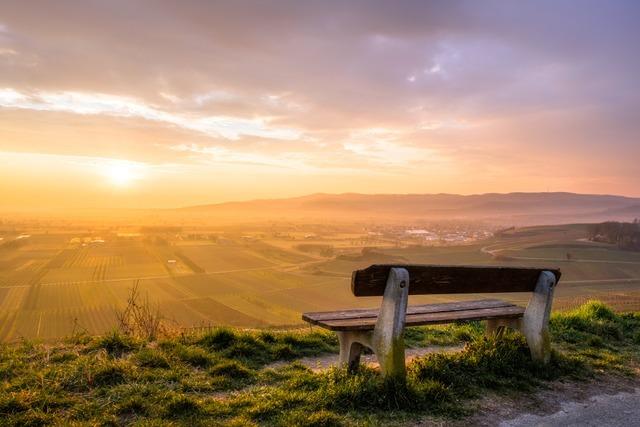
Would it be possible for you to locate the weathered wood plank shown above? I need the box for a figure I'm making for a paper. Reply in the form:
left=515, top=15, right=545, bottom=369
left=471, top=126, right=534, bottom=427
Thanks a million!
left=314, top=305, right=526, bottom=331
left=302, top=299, right=514, bottom=323
left=351, top=265, right=561, bottom=297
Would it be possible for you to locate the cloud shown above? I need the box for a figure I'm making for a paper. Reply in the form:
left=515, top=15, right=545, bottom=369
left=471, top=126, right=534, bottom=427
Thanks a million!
left=0, top=88, right=302, bottom=140
left=0, top=0, right=639, bottom=204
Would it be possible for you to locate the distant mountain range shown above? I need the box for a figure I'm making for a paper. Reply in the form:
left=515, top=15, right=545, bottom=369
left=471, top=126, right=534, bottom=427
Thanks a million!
left=178, top=192, right=640, bottom=225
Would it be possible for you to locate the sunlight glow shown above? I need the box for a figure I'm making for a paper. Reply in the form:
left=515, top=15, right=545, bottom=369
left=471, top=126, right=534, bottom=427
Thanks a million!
left=101, top=161, right=143, bottom=187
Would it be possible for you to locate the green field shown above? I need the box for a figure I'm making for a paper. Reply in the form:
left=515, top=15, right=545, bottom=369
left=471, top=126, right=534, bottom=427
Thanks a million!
left=1, top=224, right=639, bottom=341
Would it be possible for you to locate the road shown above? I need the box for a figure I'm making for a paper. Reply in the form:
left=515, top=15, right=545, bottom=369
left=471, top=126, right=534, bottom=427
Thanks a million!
left=501, top=388, right=640, bottom=427
left=481, top=241, right=640, bottom=265
left=479, top=240, right=640, bottom=286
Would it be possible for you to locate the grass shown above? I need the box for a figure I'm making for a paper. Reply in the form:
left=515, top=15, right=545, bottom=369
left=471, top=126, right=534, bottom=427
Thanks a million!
left=551, top=300, right=640, bottom=372
left=0, top=301, right=638, bottom=426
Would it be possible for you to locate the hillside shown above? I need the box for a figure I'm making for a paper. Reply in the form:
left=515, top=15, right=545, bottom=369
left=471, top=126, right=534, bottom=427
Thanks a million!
left=181, top=192, right=640, bottom=225
left=1, top=301, right=638, bottom=426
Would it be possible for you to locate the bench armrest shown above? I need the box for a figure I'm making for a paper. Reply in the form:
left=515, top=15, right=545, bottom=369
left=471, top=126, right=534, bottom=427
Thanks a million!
left=522, top=270, right=557, bottom=363
left=372, top=267, right=410, bottom=377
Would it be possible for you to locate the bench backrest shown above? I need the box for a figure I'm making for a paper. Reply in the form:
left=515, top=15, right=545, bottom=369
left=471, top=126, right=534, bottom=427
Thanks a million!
left=351, top=264, right=561, bottom=297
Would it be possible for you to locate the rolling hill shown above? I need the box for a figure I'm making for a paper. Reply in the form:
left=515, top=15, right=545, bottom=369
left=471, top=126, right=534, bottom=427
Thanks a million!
left=180, top=192, right=640, bottom=225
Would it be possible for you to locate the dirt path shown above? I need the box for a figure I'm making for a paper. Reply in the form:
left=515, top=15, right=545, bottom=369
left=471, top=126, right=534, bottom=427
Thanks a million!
left=428, top=373, right=640, bottom=427
left=501, top=387, right=640, bottom=426
left=267, top=345, right=463, bottom=372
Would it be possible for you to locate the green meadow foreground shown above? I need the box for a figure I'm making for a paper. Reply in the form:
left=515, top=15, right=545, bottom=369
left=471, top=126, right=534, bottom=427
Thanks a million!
left=2, top=223, right=640, bottom=341
left=1, top=301, right=639, bottom=426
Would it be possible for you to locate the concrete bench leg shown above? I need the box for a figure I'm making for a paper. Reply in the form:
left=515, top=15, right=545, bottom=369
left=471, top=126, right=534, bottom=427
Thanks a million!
left=337, top=331, right=372, bottom=372
left=372, top=267, right=410, bottom=379
left=522, top=271, right=557, bottom=364
left=336, top=268, right=410, bottom=379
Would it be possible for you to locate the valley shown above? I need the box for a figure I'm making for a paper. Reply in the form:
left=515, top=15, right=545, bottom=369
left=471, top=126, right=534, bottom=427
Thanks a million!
left=1, top=221, right=639, bottom=341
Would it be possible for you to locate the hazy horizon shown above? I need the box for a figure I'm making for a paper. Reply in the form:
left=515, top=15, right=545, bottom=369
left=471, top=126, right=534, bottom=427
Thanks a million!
left=0, top=190, right=638, bottom=215
left=2, top=0, right=640, bottom=210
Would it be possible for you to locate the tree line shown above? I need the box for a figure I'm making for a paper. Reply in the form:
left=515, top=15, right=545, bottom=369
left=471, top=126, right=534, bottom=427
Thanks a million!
left=587, top=220, right=640, bottom=251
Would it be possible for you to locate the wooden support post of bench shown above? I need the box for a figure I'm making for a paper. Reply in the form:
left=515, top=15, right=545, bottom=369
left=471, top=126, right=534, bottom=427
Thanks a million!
left=337, top=267, right=409, bottom=378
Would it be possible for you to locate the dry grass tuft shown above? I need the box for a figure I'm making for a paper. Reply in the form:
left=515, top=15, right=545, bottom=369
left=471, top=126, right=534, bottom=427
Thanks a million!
left=116, top=281, right=175, bottom=341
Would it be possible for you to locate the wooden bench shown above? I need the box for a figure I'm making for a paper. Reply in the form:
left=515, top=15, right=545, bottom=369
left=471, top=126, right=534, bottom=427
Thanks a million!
left=302, top=264, right=561, bottom=379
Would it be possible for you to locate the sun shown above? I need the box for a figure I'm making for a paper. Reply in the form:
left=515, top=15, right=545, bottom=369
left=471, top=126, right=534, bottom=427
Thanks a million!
left=102, top=161, right=140, bottom=187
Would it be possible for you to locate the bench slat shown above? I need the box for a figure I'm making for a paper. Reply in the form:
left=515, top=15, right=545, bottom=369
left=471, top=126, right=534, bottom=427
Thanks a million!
left=351, top=264, right=561, bottom=297
left=313, top=305, right=525, bottom=331
left=302, top=299, right=514, bottom=323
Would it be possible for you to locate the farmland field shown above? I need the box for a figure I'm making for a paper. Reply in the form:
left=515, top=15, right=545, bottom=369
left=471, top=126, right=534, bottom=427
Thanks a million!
left=1, top=223, right=639, bottom=341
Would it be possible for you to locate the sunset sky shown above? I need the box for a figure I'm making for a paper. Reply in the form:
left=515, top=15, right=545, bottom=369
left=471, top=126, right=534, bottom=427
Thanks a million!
left=1, top=0, right=639, bottom=210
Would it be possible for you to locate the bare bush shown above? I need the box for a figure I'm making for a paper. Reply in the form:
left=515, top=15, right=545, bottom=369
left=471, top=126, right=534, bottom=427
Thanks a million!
left=116, top=281, right=174, bottom=341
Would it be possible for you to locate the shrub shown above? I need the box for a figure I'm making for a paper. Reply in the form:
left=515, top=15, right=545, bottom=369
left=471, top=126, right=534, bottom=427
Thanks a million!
left=116, top=396, right=148, bottom=416
left=92, top=362, right=128, bottom=387
left=208, top=360, right=255, bottom=379
left=164, top=395, right=200, bottom=418
left=0, top=393, right=29, bottom=415
left=198, top=328, right=236, bottom=350
left=404, top=323, right=482, bottom=347
left=59, top=358, right=131, bottom=391
left=7, top=410, right=51, bottom=426
left=94, top=331, right=138, bottom=357
left=49, top=352, right=77, bottom=363
left=134, top=348, right=170, bottom=369
left=224, top=336, right=268, bottom=360
left=271, top=343, right=296, bottom=360
left=172, top=344, right=213, bottom=368
left=277, top=331, right=338, bottom=355
left=259, top=331, right=277, bottom=343
left=281, top=409, right=347, bottom=427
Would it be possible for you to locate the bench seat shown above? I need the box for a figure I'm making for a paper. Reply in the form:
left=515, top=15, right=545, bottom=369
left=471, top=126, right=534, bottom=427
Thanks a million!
left=303, top=298, right=524, bottom=331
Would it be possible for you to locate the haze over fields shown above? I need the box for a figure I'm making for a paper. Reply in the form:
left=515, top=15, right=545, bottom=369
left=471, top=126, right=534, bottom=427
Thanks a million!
left=181, top=192, right=640, bottom=225
left=2, top=206, right=640, bottom=341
